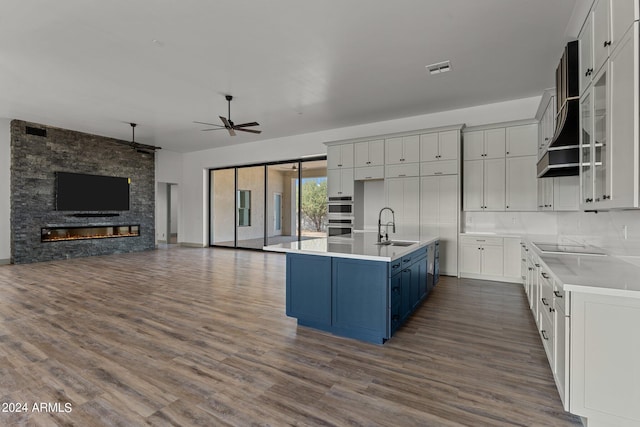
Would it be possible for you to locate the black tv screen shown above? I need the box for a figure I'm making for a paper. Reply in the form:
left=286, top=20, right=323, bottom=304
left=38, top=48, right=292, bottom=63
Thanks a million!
left=55, top=172, right=130, bottom=211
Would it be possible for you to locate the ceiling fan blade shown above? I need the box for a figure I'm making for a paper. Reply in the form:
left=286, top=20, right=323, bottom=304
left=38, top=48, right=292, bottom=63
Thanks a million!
left=201, top=128, right=229, bottom=131
left=234, top=128, right=262, bottom=134
left=219, top=116, right=235, bottom=136
left=233, top=122, right=260, bottom=128
left=219, top=116, right=231, bottom=128
left=193, top=120, right=223, bottom=127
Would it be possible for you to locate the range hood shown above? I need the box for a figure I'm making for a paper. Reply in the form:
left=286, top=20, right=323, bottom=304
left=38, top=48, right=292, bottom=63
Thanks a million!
left=537, top=40, right=580, bottom=178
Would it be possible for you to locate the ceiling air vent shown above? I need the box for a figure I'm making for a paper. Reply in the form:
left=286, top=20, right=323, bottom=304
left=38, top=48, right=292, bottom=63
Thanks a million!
left=426, top=60, right=451, bottom=75
left=25, top=126, right=47, bottom=137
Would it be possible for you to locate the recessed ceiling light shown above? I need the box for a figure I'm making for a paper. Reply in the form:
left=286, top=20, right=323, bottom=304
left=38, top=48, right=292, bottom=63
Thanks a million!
left=426, top=60, right=452, bottom=75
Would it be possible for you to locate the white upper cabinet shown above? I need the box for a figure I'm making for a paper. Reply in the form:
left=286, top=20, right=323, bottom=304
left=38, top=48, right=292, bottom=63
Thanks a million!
left=327, top=143, right=354, bottom=169
left=592, top=0, right=636, bottom=77
left=354, top=139, right=384, bottom=168
left=593, top=0, right=611, bottom=74
left=463, top=158, right=505, bottom=211
left=506, top=156, right=538, bottom=211
left=385, top=135, right=420, bottom=165
left=420, top=130, right=459, bottom=162
left=506, top=124, right=538, bottom=157
left=464, top=129, right=506, bottom=160
left=327, top=168, right=354, bottom=198
left=580, top=12, right=595, bottom=95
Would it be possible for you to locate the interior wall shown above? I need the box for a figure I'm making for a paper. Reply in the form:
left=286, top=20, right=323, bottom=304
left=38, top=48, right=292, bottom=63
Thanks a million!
left=0, top=118, right=10, bottom=263
left=212, top=169, right=235, bottom=244
left=175, top=96, right=542, bottom=245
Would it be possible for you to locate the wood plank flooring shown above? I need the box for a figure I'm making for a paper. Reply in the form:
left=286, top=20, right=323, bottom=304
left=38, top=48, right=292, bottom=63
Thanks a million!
left=0, top=247, right=582, bottom=426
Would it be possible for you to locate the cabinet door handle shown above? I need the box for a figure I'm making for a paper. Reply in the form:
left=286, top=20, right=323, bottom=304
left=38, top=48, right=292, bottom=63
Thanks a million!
left=541, top=297, right=549, bottom=306
left=544, top=137, right=549, bottom=141
left=338, top=164, right=342, bottom=167
left=528, top=267, right=533, bottom=271
left=549, top=307, right=555, bottom=313
left=365, top=176, right=372, bottom=179
left=535, top=263, right=540, bottom=267
left=604, top=40, right=611, bottom=47
left=434, top=172, right=443, bottom=175
left=541, top=330, right=549, bottom=340
left=403, top=259, right=411, bottom=263
left=553, top=290, right=563, bottom=298
left=541, top=272, right=549, bottom=279
left=399, top=174, right=406, bottom=177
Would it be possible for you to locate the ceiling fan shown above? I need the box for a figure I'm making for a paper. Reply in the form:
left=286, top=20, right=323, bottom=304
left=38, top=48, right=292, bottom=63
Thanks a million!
left=194, top=95, right=262, bottom=136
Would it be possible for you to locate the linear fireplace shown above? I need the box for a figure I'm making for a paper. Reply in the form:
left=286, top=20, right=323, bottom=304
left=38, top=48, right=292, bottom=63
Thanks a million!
left=41, top=225, right=140, bottom=242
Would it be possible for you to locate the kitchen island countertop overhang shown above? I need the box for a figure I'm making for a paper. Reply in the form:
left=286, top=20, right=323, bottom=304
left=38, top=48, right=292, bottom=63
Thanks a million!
left=263, top=231, right=439, bottom=262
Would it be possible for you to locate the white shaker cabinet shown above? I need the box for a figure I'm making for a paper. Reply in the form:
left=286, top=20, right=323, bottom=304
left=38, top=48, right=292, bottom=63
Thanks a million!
left=327, top=143, right=354, bottom=169
left=420, top=175, right=458, bottom=275
left=459, top=236, right=504, bottom=277
left=354, top=139, right=384, bottom=168
left=506, top=156, right=537, bottom=211
left=506, top=124, right=538, bottom=157
left=385, top=135, right=419, bottom=165
left=580, top=11, right=595, bottom=96
left=570, top=291, right=640, bottom=425
left=463, top=128, right=506, bottom=160
left=463, top=158, right=505, bottom=211
left=420, top=130, right=459, bottom=162
left=503, top=237, right=522, bottom=282
left=327, top=168, right=354, bottom=198
left=385, top=177, right=419, bottom=240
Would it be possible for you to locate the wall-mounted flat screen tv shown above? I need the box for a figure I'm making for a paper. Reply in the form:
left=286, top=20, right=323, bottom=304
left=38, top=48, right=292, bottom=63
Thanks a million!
left=55, top=172, right=130, bottom=211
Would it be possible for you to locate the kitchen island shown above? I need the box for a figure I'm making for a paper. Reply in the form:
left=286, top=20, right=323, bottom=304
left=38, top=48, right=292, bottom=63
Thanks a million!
left=264, top=232, right=439, bottom=344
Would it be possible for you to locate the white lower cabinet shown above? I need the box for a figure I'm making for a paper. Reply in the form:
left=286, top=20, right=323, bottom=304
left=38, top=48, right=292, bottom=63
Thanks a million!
left=503, top=237, right=523, bottom=281
left=459, top=236, right=504, bottom=279
left=570, top=292, right=640, bottom=426
left=521, top=240, right=640, bottom=425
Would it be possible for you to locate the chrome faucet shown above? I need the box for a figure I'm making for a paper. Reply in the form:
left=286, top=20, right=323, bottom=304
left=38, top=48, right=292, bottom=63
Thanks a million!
left=378, top=207, right=396, bottom=243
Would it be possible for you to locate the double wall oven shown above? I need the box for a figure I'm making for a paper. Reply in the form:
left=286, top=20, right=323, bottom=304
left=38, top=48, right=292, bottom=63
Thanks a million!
left=327, top=196, right=354, bottom=238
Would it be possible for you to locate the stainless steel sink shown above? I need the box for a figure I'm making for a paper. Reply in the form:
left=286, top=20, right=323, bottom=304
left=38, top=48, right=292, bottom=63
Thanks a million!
left=374, top=240, right=417, bottom=247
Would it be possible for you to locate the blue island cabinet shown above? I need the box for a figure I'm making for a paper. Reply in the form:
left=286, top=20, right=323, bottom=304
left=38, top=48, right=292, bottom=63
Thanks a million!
left=285, top=241, right=438, bottom=344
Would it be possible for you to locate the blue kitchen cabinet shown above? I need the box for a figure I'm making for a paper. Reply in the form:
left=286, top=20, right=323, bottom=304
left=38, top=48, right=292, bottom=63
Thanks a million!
left=285, top=241, right=438, bottom=344
left=286, top=253, right=332, bottom=330
left=332, top=258, right=388, bottom=342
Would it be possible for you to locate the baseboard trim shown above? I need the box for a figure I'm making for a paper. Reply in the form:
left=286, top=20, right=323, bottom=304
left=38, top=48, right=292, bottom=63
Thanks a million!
left=179, top=242, right=206, bottom=248
left=0, top=258, right=11, bottom=265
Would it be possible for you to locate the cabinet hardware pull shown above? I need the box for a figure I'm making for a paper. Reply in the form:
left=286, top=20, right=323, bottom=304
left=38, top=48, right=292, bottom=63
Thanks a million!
left=399, top=174, right=406, bottom=177
left=541, top=272, right=549, bottom=279
left=541, top=330, right=549, bottom=340
left=338, top=164, right=342, bottom=167
left=403, top=259, right=411, bottom=263
left=554, top=291, right=563, bottom=298
left=549, top=307, right=555, bottom=313
left=435, top=172, right=442, bottom=175
left=528, top=267, right=533, bottom=271
left=604, top=40, right=611, bottom=47
left=365, top=176, right=372, bottom=179
left=544, top=137, right=549, bottom=141
left=477, top=239, right=485, bottom=242
left=542, top=297, right=549, bottom=306
left=535, top=263, right=540, bottom=267
left=522, top=258, right=526, bottom=262
left=506, top=151, right=509, bottom=155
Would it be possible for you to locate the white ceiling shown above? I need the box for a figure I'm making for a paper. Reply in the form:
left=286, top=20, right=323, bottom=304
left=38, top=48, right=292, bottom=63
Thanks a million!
left=0, top=0, right=579, bottom=153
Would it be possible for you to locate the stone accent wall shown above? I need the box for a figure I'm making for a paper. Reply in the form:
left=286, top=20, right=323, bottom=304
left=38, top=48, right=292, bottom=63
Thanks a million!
left=10, top=120, right=155, bottom=263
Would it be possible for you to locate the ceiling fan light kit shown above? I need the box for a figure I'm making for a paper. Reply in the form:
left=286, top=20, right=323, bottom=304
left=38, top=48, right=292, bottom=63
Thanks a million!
left=194, top=95, right=262, bottom=136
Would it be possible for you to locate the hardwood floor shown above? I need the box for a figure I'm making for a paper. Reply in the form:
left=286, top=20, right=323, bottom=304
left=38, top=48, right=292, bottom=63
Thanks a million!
left=0, top=247, right=581, bottom=426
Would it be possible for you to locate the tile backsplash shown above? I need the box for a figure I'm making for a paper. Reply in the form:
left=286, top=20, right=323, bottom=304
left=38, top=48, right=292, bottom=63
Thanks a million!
left=462, top=211, right=558, bottom=236
left=463, top=210, right=640, bottom=257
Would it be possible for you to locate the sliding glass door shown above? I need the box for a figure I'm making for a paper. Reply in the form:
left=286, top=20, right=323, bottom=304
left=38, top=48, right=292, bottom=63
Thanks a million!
left=209, top=157, right=326, bottom=249
left=236, top=166, right=266, bottom=249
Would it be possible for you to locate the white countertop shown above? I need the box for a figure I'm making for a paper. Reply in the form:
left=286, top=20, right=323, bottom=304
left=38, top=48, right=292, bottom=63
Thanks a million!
left=525, top=238, right=640, bottom=299
left=264, top=232, right=438, bottom=262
